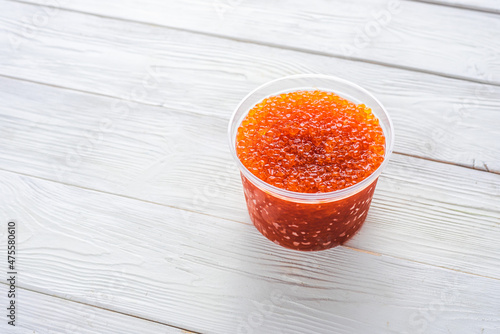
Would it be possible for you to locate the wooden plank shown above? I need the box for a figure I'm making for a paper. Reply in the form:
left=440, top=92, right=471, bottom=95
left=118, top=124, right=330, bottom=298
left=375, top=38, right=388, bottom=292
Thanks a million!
left=1, top=77, right=500, bottom=279
left=10, top=0, right=500, bottom=84
left=0, top=287, right=189, bottom=333
left=1, top=2, right=499, bottom=172
left=0, top=170, right=499, bottom=334
left=412, top=0, right=500, bottom=14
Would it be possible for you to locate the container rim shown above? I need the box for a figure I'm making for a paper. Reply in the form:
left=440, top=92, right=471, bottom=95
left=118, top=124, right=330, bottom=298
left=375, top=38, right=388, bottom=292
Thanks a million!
left=228, top=74, right=395, bottom=203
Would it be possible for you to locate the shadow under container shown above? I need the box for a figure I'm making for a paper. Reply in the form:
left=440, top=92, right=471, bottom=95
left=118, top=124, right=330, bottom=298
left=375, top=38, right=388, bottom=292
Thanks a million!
left=228, top=75, right=394, bottom=251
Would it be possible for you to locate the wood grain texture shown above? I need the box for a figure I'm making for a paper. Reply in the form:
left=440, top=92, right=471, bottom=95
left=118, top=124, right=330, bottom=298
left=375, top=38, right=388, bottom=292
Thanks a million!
left=412, top=0, right=500, bottom=13
left=1, top=1, right=500, bottom=172
left=0, top=76, right=499, bottom=280
left=11, top=0, right=500, bottom=84
left=1, top=2, right=500, bottom=333
left=0, top=287, right=188, bottom=333
left=0, top=171, right=499, bottom=334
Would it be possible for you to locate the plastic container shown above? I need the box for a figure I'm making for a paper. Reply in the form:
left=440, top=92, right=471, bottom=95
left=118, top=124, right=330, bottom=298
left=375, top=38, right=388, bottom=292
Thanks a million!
left=228, top=75, right=394, bottom=251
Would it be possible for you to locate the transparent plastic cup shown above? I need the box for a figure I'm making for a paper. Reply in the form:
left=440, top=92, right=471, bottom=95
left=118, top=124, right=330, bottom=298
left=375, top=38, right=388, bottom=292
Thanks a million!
left=228, top=75, right=394, bottom=251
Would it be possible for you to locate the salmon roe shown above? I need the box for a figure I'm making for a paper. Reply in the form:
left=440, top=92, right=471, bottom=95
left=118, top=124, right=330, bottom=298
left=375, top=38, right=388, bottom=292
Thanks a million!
left=236, top=90, right=385, bottom=193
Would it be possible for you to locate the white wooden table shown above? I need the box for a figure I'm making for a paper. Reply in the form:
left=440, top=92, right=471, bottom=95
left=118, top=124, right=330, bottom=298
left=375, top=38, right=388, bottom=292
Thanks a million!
left=1, top=0, right=499, bottom=333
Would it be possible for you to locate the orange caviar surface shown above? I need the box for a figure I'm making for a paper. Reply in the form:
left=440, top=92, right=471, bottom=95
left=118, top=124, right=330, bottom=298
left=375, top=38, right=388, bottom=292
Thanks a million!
left=236, top=90, right=386, bottom=193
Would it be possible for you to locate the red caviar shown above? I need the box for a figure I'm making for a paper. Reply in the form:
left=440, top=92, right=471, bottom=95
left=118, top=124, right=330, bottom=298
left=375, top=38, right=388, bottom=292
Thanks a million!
left=236, top=90, right=385, bottom=193
left=236, top=90, right=386, bottom=251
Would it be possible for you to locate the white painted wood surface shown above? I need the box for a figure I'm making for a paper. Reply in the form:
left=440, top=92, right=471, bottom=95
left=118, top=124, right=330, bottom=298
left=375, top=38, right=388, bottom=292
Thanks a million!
left=1, top=170, right=500, bottom=333
left=0, top=288, right=188, bottom=333
left=2, top=1, right=500, bottom=172
left=1, top=76, right=500, bottom=278
left=0, top=0, right=499, bottom=333
left=413, top=0, right=500, bottom=13
left=13, top=0, right=500, bottom=84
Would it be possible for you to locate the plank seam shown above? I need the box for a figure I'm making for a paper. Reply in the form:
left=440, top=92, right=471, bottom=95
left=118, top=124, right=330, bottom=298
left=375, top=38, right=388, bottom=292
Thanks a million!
left=342, top=245, right=500, bottom=281
left=408, top=0, right=500, bottom=15
left=1, top=166, right=499, bottom=282
left=0, top=73, right=496, bottom=175
left=0, top=73, right=229, bottom=122
left=6, top=0, right=500, bottom=88
left=396, top=152, right=500, bottom=176
left=0, top=282, right=199, bottom=333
